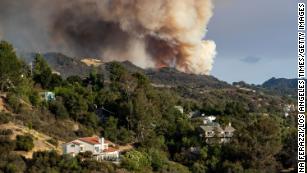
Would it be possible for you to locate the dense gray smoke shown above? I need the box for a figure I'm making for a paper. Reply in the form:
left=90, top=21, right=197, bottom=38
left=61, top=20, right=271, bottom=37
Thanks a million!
left=0, top=0, right=216, bottom=74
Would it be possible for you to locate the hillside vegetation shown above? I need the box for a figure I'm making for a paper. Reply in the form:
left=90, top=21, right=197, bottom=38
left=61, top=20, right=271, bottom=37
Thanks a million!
left=0, top=40, right=297, bottom=173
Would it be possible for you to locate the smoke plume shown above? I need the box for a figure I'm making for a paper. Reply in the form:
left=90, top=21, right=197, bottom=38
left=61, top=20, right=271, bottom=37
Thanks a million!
left=0, top=0, right=216, bottom=74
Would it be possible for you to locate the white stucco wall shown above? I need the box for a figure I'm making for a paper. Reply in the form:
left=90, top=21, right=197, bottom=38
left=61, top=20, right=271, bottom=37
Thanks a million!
left=63, top=142, right=81, bottom=154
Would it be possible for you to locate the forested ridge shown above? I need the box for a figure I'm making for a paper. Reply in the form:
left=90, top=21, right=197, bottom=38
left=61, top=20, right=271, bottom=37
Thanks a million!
left=0, top=41, right=297, bottom=173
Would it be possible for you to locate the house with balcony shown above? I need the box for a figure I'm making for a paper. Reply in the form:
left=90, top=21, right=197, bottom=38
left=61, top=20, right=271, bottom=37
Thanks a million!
left=62, top=136, right=119, bottom=161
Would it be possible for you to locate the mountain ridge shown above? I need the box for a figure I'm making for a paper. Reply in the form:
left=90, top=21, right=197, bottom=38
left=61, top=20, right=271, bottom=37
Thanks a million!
left=19, top=52, right=298, bottom=94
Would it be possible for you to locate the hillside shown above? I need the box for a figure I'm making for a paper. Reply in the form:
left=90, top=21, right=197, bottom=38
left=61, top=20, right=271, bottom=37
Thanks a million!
left=262, top=77, right=297, bottom=96
left=20, top=52, right=231, bottom=90
left=0, top=122, right=63, bottom=158
left=20, top=52, right=94, bottom=78
left=146, top=67, right=230, bottom=89
left=0, top=43, right=296, bottom=173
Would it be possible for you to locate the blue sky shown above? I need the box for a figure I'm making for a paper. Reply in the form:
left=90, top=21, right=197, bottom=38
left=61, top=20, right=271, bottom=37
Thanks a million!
left=207, top=0, right=300, bottom=84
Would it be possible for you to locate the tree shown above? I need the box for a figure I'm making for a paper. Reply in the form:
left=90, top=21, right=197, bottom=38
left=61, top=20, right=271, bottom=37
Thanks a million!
left=191, top=162, right=207, bottom=173
left=103, top=116, right=119, bottom=142
left=0, top=41, right=23, bottom=91
left=108, top=62, right=128, bottom=82
left=121, top=150, right=151, bottom=172
left=222, top=116, right=282, bottom=172
left=84, top=70, right=104, bottom=91
left=77, top=112, right=99, bottom=129
left=0, top=133, right=15, bottom=154
left=160, top=161, right=191, bottom=173
left=147, top=148, right=168, bottom=171
left=66, top=75, right=83, bottom=84
left=133, top=72, right=150, bottom=88
left=131, top=89, right=156, bottom=142
left=49, top=74, right=63, bottom=89
left=55, top=86, right=88, bottom=120
left=3, top=155, right=26, bottom=173
left=29, top=90, right=41, bottom=107
left=49, top=100, right=69, bottom=119
left=33, top=54, right=52, bottom=89
left=7, top=93, right=22, bottom=113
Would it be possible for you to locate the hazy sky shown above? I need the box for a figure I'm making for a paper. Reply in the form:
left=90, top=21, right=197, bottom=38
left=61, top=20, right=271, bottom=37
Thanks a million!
left=207, top=0, right=300, bottom=84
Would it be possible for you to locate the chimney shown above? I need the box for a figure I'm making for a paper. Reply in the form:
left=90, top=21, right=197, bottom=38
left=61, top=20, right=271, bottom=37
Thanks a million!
left=99, top=137, right=104, bottom=145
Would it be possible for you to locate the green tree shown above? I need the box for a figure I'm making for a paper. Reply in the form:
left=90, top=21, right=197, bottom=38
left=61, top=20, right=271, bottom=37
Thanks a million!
left=191, top=162, right=207, bottom=173
left=77, top=112, right=99, bottom=129
left=223, top=116, right=282, bottom=172
left=147, top=148, right=168, bottom=171
left=103, top=116, right=119, bottom=142
left=55, top=86, right=88, bottom=120
left=160, top=161, right=191, bottom=173
left=108, top=62, right=128, bottom=82
left=29, top=90, right=41, bottom=107
left=7, top=93, right=22, bottom=113
left=122, top=150, right=151, bottom=171
left=0, top=135, right=15, bottom=154
left=49, top=100, right=69, bottom=119
left=0, top=41, right=23, bottom=91
left=33, top=54, right=52, bottom=89
left=84, top=70, right=104, bottom=91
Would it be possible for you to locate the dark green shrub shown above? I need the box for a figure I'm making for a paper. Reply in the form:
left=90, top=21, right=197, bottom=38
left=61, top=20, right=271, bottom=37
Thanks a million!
left=0, top=129, right=13, bottom=136
left=6, top=94, right=21, bottom=113
left=0, top=136, right=16, bottom=154
left=49, top=100, right=69, bottom=119
left=29, top=91, right=41, bottom=107
left=0, top=113, right=10, bottom=124
left=47, top=138, right=58, bottom=147
left=15, top=135, right=34, bottom=151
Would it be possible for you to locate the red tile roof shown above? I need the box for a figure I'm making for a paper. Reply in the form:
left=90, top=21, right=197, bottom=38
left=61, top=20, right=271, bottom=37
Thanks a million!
left=104, top=147, right=118, bottom=153
left=79, top=137, right=100, bottom=145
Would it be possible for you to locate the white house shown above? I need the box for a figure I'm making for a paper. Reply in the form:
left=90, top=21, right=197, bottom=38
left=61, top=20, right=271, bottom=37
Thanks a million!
left=202, top=116, right=216, bottom=124
left=63, top=136, right=119, bottom=161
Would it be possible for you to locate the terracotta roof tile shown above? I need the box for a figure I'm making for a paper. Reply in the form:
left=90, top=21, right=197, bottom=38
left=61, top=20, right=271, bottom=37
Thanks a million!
left=104, top=147, right=118, bottom=153
left=79, top=137, right=100, bottom=145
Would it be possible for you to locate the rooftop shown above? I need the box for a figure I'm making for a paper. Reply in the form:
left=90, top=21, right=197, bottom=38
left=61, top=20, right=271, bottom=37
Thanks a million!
left=104, top=147, right=118, bottom=153
left=79, top=137, right=100, bottom=145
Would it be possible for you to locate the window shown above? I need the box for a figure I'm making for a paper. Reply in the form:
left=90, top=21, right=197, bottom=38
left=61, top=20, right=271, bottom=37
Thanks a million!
left=80, top=146, right=84, bottom=152
left=71, top=144, right=75, bottom=147
left=95, top=147, right=100, bottom=153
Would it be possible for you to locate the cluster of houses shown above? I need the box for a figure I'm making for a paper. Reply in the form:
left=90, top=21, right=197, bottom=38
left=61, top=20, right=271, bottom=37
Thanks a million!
left=174, top=106, right=236, bottom=144
left=199, top=115, right=235, bottom=144
left=62, top=136, right=120, bottom=161
left=60, top=106, right=236, bottom=162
